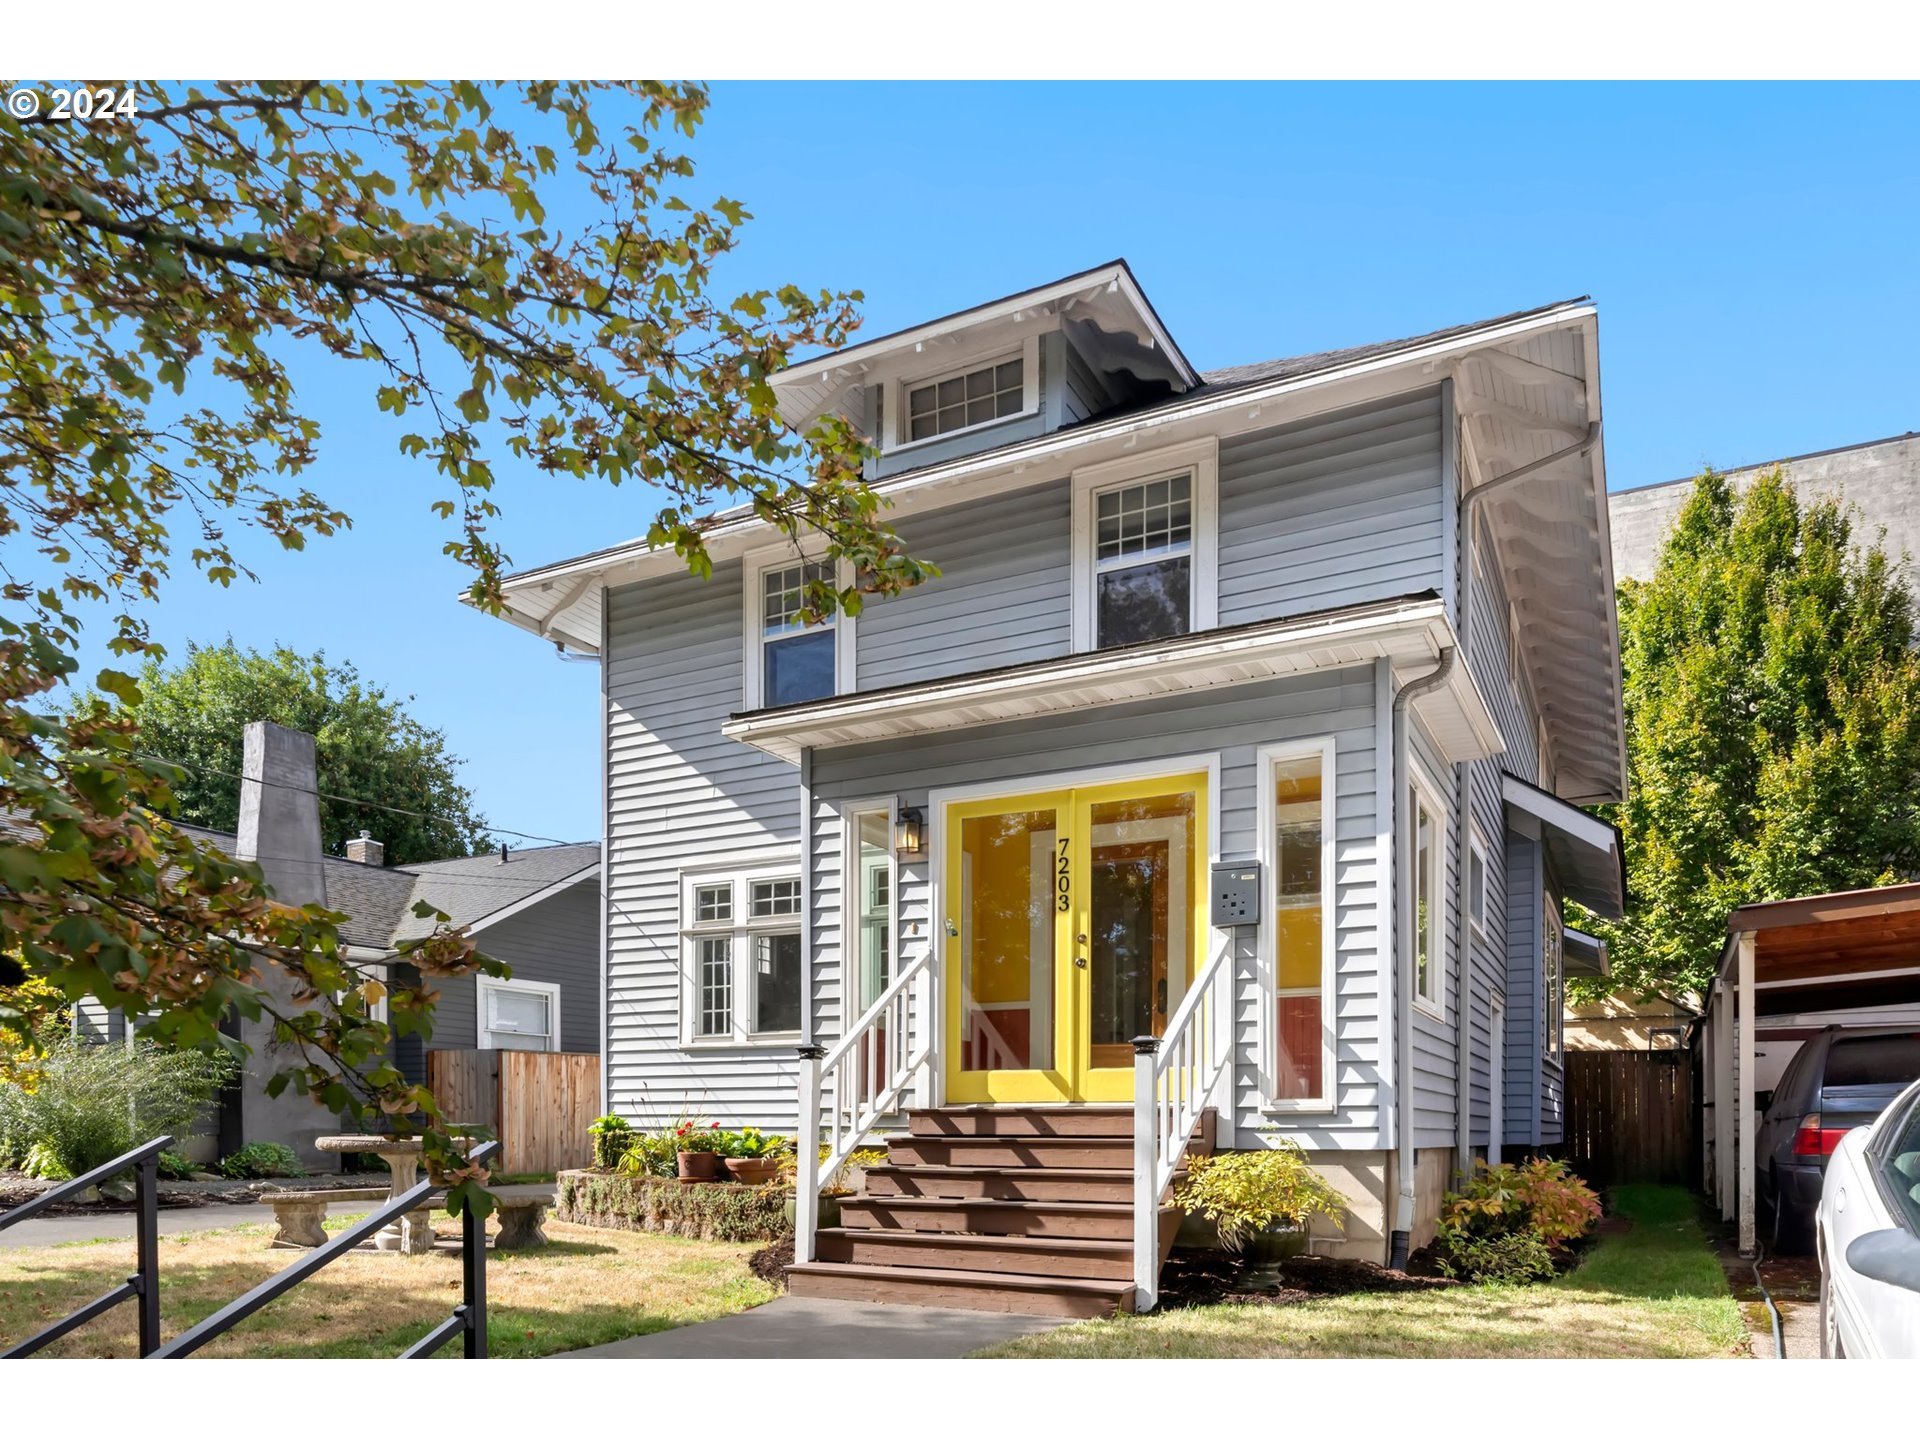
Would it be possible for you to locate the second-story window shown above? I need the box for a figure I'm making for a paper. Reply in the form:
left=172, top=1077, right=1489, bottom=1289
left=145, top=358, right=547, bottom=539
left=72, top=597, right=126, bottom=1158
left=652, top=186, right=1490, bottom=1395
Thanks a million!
left=761, top=559, right=836, bottom=708
left=1093, top=472, right=1193, bottom=647
left=906, top=357, right=1024, bottom=441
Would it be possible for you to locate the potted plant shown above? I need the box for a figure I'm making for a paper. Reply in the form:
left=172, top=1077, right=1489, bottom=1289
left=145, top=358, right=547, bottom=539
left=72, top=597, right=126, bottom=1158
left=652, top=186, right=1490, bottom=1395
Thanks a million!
left=673, top=1120, right=725, bottom=1181
left=1172, top=1143, right=1347, bottom=1284
left=587, top=1113, right=633, bottom=1171
left=718, top=1126, right=788, bottom=1185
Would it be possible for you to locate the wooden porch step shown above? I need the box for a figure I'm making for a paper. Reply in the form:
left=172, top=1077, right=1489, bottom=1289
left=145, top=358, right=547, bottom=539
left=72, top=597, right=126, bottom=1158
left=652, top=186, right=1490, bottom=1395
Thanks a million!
left=786, top=1261, right=1136, bottom=1319
left=907, top=1105, right=1137, bottom=1138
left=839, top=1195, right=1182, bottom=1243
left=886, top=1133, right=1134, bottom=1170
left=864, top=1163, right=1168, bottom=1203
left=815, top=1227, right=1135, bottom=1281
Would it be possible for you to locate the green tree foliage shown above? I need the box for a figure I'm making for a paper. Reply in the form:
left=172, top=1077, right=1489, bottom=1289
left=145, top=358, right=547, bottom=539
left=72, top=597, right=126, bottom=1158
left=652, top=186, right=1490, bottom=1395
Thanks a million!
left=99, top=641, right=491, bottom=863
left=1581, top=467, right=1920, bottom=1002
left=0, top=82, right=928, bottom=1207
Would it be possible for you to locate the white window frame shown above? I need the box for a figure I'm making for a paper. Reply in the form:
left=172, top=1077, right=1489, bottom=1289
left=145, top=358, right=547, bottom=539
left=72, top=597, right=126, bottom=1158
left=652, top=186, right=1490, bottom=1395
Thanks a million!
left=1258, top=737, right=1338, bottom=1114
left=882, top=336, right=1041, bottom=454
left=1543, top=894, right=1563, bottom=1061
left=742, top=546, right=857, bottom=711
left=1467, top=823, right=1493, bottom=943
left=476, top=975, right=561, bottom=1053
left=1409, top=760, right=1448, bottom=1022
left=678, top=860, right=807, bottom=1047
left=1069, top=436, right=1219, bottom=653
left=844, top=800, right=898, bottom=1019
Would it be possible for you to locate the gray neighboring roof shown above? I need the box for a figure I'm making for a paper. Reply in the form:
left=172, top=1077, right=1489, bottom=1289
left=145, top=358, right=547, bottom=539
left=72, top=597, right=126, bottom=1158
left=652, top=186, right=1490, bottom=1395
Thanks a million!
left=390, top=842, right=601, bottom=945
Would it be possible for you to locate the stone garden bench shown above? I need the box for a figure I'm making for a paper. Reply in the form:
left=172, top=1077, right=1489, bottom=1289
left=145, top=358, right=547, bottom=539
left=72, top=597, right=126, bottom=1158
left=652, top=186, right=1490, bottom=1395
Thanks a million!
left=264, top=1186, right=440, bottom=1254
left=494, top=1195, right=550, bottom=1251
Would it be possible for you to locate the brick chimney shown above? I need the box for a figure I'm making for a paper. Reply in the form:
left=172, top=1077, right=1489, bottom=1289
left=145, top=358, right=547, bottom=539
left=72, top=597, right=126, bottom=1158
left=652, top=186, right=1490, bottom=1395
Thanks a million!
left=345, top=830, right=385, bottom=867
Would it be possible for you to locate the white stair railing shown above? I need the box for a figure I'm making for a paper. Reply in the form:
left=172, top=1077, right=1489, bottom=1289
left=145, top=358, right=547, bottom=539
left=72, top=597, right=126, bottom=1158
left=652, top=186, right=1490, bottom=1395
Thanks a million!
left=1132, top=933, right=1235, bottom=1311
left=794, top=947, right=935, bottom=1264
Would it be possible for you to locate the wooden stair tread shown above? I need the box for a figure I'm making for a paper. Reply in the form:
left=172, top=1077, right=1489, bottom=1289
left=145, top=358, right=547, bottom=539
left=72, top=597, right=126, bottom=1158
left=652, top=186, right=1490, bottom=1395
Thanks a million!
left=816, top=1227, right=1132, bottom=1254
left=866, top=1164, right=1158, bottom=1181
left=789, top=1261, right=1132, bottom=1297
left=843, top=1195, right=1144, bottom=1213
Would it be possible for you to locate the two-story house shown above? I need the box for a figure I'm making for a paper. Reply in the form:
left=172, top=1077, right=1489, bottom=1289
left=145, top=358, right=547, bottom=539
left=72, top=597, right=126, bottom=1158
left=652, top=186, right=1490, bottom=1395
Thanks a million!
left=479, top=260, right=1626, bottom=1316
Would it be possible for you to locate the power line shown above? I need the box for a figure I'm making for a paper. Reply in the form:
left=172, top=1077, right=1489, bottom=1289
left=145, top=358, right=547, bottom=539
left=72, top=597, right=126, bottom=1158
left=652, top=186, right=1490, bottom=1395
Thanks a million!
left=135, top=750, right=583, bottom=848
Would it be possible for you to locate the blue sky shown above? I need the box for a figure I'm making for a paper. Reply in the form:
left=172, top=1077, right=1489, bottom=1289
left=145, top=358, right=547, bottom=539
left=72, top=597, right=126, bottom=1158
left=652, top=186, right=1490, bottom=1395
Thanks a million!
left=41, top=82, right=1920, bottom=846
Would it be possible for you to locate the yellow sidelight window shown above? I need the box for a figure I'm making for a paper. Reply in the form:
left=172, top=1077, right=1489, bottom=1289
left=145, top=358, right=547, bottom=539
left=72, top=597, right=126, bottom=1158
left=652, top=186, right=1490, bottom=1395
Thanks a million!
left=1272, top=754, right=1326, bottom=1102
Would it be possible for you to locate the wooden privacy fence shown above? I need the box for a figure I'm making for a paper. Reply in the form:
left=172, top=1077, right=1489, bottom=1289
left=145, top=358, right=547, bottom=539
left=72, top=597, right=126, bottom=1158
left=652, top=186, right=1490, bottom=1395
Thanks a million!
left=427, top=1050, right=600, bottom=1176
left=1563, top=1049, right=1696, bottom=1187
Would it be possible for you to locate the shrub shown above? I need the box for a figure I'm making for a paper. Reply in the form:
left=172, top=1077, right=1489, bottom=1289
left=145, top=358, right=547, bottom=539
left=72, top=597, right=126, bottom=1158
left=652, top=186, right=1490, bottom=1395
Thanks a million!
left=0, top=1034, right=232, bottom=1177
left=218, top=1141, right=305, bottom=1179
left=1173, top=1144, right=1347, bottom=1251
left=1442, top=1157, right=1601, bottom=1249
left=587, top=1114, right=634, bottom=1170
left=615, top=1132, right=678, bottom=1179
left=1433, top=1226, right=1557, bottom=1284
left=156, top=1148, right=199, bottom=1181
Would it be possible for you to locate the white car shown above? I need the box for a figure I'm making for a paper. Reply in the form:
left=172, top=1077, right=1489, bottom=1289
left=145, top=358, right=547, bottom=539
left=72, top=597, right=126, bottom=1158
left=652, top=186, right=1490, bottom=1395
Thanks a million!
left=1817, top=1075, right=1920, bottom=1358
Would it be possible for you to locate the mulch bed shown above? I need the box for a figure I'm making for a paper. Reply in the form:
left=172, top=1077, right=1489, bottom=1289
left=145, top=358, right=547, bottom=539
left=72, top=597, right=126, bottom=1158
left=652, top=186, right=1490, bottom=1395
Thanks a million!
left=1158, top=1248, right=1456, bottom=1309
left=749, top=1236, right=794, bottom=1289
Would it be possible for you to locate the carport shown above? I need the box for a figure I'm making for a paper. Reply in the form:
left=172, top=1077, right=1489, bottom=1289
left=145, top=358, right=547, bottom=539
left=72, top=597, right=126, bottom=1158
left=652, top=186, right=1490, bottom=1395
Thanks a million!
left=1703, top=882, right=1920, bottom=1253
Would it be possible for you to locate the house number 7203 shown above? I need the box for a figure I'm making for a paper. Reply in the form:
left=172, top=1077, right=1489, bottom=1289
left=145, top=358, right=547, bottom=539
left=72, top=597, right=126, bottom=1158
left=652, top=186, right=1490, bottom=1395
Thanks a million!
left=1056, top=837, right=1071, bottom=911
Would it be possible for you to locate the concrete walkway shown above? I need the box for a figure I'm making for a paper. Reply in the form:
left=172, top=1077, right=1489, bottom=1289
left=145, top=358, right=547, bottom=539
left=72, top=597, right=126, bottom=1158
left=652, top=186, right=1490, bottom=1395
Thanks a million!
left=0, top=1182, right=556, bottom=1250
left=554, top=1296, right=1064, bottom=1359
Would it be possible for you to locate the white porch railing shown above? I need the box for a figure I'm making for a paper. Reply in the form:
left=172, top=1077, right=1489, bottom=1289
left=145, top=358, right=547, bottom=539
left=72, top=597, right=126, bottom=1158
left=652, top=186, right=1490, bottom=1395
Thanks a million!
left=793, top=948, right=935, bottom=1264
left=1132, top=934, right=1235, bottom=1311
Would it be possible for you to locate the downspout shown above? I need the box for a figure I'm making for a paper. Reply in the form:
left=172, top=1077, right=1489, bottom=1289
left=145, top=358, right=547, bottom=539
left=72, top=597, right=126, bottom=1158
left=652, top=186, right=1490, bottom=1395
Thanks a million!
left=1389, top=645, right=1455, bottom=1271
left=1395, top=413, right=1601, bottom=1271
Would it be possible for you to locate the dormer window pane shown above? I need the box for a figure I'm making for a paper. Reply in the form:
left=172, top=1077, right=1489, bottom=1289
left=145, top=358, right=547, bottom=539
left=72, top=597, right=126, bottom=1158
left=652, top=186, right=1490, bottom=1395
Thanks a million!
left=906, top=357, right=1023, bottom=442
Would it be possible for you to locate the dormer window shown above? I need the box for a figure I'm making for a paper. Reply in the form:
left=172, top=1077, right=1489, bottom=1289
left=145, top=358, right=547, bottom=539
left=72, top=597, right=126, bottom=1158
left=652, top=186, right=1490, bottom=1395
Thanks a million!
left=744, top=550, right=855, bottom=710
left=907, top=357, right=1024, bottom=441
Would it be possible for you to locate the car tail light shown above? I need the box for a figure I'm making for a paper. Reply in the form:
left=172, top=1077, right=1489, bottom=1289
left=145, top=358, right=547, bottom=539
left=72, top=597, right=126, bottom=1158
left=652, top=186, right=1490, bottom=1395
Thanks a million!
left=1792, top=1112, right=1851, bottom=1157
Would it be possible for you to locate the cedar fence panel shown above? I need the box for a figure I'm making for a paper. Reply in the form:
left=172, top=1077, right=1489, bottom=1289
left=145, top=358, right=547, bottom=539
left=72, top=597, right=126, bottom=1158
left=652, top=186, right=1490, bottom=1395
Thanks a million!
left=427, top=1049, right=599, bottom=1175
left=1563, top=1049, right=1696, bottom=1188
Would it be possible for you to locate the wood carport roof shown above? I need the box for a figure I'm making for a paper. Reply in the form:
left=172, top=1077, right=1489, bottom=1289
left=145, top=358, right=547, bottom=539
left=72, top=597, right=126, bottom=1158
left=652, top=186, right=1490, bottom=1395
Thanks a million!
left=1722, top=882, right=1920, bottom=1017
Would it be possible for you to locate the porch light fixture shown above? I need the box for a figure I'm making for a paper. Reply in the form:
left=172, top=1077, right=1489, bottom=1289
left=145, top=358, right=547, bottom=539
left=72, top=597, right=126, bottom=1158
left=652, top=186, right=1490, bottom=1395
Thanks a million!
left=894, top=806, right=924, bottom=858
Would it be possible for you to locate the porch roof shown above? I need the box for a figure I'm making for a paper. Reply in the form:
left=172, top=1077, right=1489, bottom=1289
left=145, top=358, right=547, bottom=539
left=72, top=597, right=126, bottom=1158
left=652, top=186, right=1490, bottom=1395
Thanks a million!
left=1500, top=771, right=1625, bottom=919
left=1563, top=926, right=1611, bottom=979
left=720, top=594, right=1502, bottom=766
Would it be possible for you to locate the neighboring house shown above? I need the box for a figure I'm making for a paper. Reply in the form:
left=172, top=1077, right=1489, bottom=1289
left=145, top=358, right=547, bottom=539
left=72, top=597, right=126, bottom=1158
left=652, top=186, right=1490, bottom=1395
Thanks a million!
left=1610, top=430, right=1920, bottom=588
left=480, top=260, right=1626, bottom=1309
left=71, top=721, right=600, bottom=1169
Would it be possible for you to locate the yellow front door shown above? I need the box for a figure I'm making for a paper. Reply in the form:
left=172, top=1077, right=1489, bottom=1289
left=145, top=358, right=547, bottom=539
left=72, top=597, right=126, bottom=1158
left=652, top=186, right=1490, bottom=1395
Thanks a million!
left=943, top=772, right=1208, bottom=1103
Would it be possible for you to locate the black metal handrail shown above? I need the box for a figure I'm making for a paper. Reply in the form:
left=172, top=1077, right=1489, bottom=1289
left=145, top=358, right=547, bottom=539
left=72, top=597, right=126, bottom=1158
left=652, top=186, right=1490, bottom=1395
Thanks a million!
left=0, top=1133, right=170, bottom=1358
left=150, top=1138, right=500, bottom=1360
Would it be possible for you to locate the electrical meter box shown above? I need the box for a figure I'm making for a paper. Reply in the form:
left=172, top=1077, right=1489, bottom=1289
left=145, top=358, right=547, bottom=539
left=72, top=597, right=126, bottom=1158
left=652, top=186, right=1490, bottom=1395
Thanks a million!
left=1211, top=863, right=1261, bottom=927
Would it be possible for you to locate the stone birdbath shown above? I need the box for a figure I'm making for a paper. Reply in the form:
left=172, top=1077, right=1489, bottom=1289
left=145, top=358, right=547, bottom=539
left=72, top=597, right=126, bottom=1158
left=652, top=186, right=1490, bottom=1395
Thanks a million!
left=313, top=1136, right=438, bottom=1255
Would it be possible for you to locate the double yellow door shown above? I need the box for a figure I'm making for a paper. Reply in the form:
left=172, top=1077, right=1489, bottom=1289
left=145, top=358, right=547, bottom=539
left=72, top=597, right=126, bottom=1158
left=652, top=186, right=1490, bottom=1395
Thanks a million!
left=943, top=772, right=1208, bottom=1103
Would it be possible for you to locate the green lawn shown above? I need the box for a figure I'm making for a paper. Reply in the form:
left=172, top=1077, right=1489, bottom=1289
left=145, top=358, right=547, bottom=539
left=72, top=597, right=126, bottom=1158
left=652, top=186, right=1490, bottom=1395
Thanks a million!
left=0, top=1212, right=774, bottom=1358
left=978, top=1185, right=1748, bottom=1359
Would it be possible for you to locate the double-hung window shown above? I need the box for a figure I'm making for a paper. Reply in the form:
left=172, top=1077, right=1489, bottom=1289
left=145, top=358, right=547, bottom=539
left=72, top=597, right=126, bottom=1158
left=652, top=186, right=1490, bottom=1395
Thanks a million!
left=1467, top=827, right=1493, bottom=943
left=477, top=976, right=560, bottom=1052
left=682, top=869, right=805, bottom=1044
left=1410, top=767, right=1447, bottom=1019
left=1543, top=898, right=1563, bottom=1060
left=744, top=552, right=852, bottom=710
left=1070, top=439, right=1219, bottom=652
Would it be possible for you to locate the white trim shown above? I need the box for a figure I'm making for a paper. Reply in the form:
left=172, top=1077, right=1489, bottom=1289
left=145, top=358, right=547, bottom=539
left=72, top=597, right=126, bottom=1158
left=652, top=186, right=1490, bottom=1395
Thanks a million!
left=1543, top=893, right=1564, bottom=1062
left=1069, top=436, right=1219, bottom=653
left=883, top=336, right=1040, bottom=455
left=740, top=544, right=857, bottom=712
left=1488, top=991, right=1506, bottom=1166
left=677, top=860, right=807, bottom=1049
left=476, top=975, right=561, bottom=1053
left=1409, top=758, right=1449, bottom=1022
left=1257, top=736, right=1338, bottom=1115
left=461, top=863, right=601, bottom=937
left=1754, top=964, right=1920, bottom=990
left=842, top=798, right=899, bottom=1017
left=1467, top=823, right=1493, bottom=943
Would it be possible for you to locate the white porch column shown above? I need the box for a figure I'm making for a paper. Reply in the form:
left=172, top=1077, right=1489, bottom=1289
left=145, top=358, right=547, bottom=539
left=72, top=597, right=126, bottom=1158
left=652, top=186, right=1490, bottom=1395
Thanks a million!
left=795, top=1043, right=824, bottom=1265
left=1713, top=977, right=1734, bottom=1222
left=1132, top=1036, right=1160, bottom=1313
left=1736, top=931, right=1757, bottom=1256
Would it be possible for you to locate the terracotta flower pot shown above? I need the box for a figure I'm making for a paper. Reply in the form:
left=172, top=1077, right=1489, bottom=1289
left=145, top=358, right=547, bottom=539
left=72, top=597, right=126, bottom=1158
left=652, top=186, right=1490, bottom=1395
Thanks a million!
left=725, top=1156, right=780, bottom=1186
left=677, top=1150, right=721, bottom=1181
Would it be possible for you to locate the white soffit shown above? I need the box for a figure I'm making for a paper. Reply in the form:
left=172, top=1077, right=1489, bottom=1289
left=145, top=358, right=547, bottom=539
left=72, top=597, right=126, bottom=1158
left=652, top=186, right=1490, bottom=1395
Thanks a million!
left=723, top=599, right=1501, bottom=767
left=1501, top=771, right=1625, bottom=919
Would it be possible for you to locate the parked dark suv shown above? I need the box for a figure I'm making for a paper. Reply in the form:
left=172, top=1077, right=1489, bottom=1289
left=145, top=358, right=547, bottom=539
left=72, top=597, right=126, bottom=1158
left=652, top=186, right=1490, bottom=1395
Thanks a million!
left=1758, top=1025, right=1920, bottom=1252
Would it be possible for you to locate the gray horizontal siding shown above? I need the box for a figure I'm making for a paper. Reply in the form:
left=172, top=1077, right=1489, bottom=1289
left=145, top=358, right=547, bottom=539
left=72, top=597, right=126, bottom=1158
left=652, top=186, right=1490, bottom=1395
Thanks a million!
left=1219, top=390, right=1446, bottom=625
left=856, top=479, right=1072, bottom=690
left=603, top=564, right=806, bottom=1129
left=812, top=666, right=1387, bottom=1150
left=1505, top=832, right=1543, bottom=1148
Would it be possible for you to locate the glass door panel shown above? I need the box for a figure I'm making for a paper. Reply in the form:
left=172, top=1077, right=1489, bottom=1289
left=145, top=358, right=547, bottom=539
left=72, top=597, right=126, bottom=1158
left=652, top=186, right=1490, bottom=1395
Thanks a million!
left=1087, top=790, right=1195, bottom=1071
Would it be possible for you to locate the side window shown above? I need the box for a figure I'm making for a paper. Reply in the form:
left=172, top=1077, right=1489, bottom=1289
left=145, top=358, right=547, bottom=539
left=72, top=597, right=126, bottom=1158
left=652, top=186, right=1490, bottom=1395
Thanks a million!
left=681, top=870, right=805, bottom=1043
left=757, top=559, right=837, bottom=708
left=1543, top=898, right=1563, bottom=1059
left=1872, top=1093, right=1920, bottom=1236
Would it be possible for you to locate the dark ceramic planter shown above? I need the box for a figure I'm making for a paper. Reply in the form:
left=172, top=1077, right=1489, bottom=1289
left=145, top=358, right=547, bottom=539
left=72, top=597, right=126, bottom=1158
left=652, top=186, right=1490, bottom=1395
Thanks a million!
left=725, top=1156, right=780, bottom=1186
left=677, top=1150, right=721, bottom=1181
